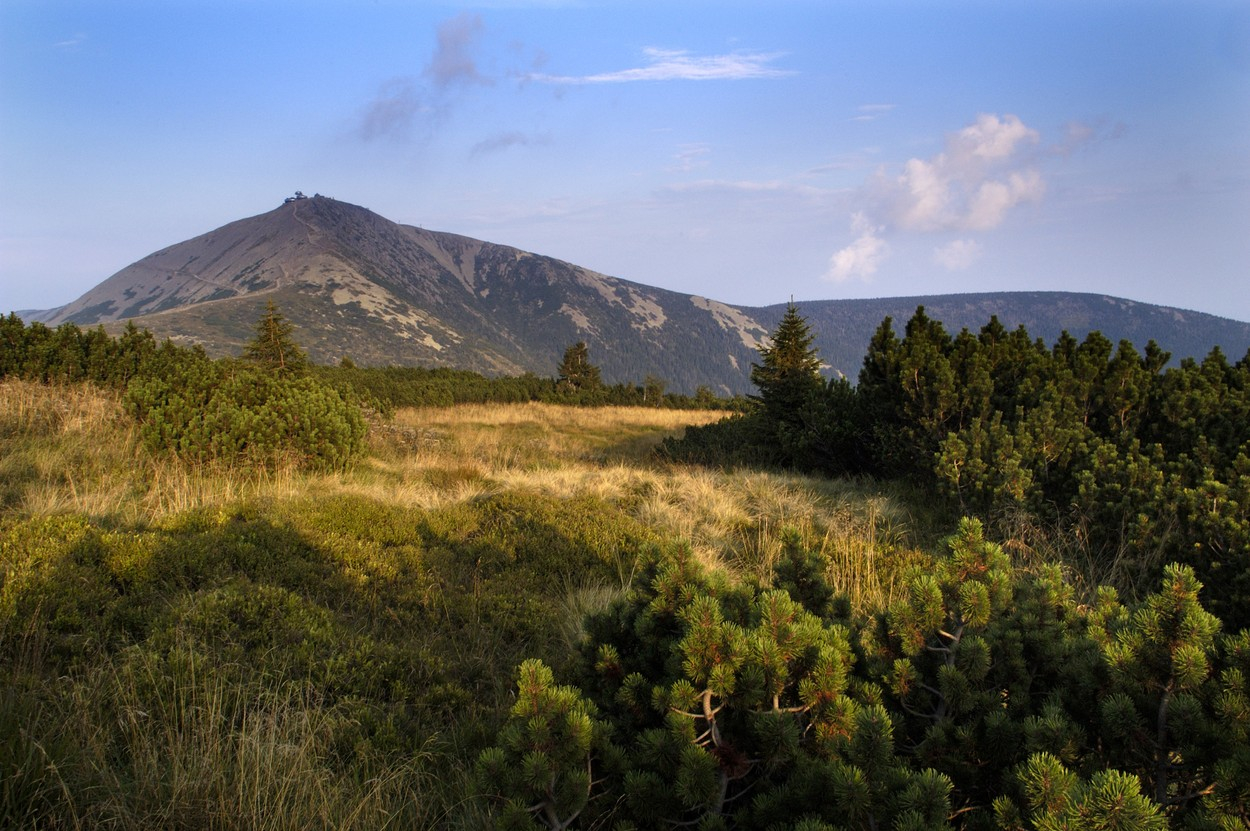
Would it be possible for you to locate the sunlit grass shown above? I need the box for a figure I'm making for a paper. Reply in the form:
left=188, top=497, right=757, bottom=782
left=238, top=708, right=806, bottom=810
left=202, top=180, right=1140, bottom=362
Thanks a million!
left=1, top=383, right=924, bottom=612
left=1, top=381, right=941, bottom=829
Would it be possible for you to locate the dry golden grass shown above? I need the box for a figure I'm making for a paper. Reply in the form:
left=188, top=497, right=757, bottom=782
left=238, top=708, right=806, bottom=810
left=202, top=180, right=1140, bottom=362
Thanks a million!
left=331, top=402, right=921, bottom=611
left=0, top=379, right=306, bottom=524
left=1, top=385, right=922, bottom=611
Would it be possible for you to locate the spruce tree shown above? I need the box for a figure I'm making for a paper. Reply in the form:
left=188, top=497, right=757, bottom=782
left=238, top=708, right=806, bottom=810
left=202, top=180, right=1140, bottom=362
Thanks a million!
left=243, top=300, right=308, bottom=377
left=750, top=302, right=823, bottom=428
left=556, top=341, right=602, bottom=395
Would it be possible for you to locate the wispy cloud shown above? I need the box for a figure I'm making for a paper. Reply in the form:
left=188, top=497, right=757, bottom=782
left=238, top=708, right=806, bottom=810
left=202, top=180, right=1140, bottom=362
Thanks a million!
left=425, top=13, right=490, bottom=88
left=470, top=131, right=550, bottom=157
left=933, top=238, right=983, bottom=271
left=668, top=143, right=711, bottom=173
left=54, top=33, right=87, bottom=50
left=529, top=47, right=793, bottom=84
left=357, top=13, right=488, bottom=142
left=1052, top=118, right=1127, bottom=156
left=661, top=178, right=826, bottom=198
left=850, top=103, right=895, bottom=122
left=358, top=78, right=425, bottom=141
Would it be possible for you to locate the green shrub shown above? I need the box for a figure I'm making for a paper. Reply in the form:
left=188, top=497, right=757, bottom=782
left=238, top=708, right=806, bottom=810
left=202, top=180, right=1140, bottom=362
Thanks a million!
left=125, top=359, right=365, bottom=470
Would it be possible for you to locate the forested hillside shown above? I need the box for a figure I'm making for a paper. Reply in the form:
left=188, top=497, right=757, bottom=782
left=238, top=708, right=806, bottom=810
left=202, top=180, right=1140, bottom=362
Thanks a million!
left=3, top=309, right=1248, bottom=830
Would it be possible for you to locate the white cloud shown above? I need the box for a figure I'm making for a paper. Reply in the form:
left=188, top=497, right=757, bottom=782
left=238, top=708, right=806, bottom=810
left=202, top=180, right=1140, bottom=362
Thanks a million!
left=529, top=47, right=793, bottom=84
left=950, top=113, right=1037, bottom=163
left=895, top=157, right=951, bottom=231
left=933, top=239, right=983, bottom=271
left=824, top=113, right=1044, bottom=284
left=826, top=212, right=887, bottom=283
left=882, top=113, right=1044, bottom=232
left=964, top=170, right=1044, bottom=230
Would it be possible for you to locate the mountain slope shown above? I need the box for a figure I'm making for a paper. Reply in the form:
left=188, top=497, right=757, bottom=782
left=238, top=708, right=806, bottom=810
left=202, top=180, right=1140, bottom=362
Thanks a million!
left=43, top=196, right=771, bottom=392
left=33, top=196, right=1250, bottom=393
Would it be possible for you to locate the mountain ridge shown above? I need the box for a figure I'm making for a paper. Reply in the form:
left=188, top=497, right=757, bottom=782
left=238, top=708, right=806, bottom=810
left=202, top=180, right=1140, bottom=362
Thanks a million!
left=23, top=195, right=1250, bottom=393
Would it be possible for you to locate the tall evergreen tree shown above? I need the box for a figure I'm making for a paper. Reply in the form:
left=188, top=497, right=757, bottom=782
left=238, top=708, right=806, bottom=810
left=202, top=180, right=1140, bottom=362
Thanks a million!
left=243, top=300, right=308, bottom=377
left=556, top=341, right=602, bottom=395
left=750, top=302, right=823, bottom=428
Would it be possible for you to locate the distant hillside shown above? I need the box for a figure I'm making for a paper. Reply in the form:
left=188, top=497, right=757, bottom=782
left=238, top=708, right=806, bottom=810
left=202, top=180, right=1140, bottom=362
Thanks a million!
left=27, top=195, right=1250, bottom=392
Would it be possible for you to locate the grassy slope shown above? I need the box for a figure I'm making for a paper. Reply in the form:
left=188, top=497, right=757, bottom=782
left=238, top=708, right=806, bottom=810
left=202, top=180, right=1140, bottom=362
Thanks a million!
left=0, top=380, right=936, bottom=830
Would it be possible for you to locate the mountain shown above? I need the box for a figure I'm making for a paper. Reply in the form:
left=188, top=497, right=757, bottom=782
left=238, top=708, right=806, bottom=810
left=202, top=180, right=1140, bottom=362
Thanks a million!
left=30, top=195, right=1250, bottom=393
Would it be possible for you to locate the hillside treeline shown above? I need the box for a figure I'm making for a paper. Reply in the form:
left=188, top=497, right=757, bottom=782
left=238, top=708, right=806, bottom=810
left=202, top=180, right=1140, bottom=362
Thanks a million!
left=312, top=363, right=738, bottom=411
left=0, top=312, right=738, bottom=417
left=1, top=310, right=366, bottom=470
left=666, top=305, right=1250, bottom=628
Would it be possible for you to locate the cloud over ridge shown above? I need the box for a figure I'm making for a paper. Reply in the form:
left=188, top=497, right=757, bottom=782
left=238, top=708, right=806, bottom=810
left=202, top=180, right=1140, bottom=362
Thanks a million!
left=886, top=113, right=1044, bottom=232
left=826, top=113, right=1045, bottom=284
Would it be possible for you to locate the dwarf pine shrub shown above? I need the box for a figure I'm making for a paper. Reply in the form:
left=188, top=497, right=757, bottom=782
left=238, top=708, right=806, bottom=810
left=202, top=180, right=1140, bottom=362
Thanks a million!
left=125, top=357, right=365, bottom=471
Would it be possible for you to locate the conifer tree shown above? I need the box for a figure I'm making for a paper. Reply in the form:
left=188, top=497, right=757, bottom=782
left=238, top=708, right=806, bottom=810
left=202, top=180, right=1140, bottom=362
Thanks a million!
left=0, top=312, right=25, bottom=378
left=750, top=302, right=823, bottom=428
left=556, top=341, right=602, bottom=395
left=476, top=660, right=616, bottom=830
left=1099, top=563, right=1224, bottom=814
left=484, top=544, right=955, bottom=829
left=994, top=752, right=1169, bottom=830
left=243, top=300, right=308, bottom=377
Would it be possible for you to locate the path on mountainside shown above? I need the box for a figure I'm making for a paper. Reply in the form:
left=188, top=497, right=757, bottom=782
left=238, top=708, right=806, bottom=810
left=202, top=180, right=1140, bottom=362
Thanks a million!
left=280, top=199, right=336, bottom=289
left=164, top=200, right=320, bottom=297
left=291, top=200, right=323, bottom=248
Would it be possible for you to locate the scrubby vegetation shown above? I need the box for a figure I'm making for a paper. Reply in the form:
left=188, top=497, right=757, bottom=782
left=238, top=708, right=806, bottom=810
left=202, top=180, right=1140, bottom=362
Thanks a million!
left=666, top=304, right=1250, bottom=627
left=2, top=306, right=1248, bottom=829
left=1, top=310, right=366, bottom=472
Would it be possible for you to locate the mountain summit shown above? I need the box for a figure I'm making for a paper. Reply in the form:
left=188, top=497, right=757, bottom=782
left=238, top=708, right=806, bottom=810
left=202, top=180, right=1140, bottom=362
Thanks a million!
left=33, top=195, right=1250, bottom=392
left=42, top=195, right=772, bottom=390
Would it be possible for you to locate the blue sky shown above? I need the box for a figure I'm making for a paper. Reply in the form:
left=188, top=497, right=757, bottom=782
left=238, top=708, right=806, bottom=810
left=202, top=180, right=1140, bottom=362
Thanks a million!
left=3, top=1, right=1249, bottom=322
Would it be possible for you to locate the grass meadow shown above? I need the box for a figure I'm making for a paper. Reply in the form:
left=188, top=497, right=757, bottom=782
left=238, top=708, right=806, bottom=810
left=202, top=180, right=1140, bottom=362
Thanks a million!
left=1, top=379, right=939, bottom=829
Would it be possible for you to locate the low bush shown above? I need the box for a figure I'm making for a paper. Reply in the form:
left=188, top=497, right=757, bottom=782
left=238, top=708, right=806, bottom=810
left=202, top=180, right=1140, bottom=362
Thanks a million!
left=125, top=358, right=366, bottom=471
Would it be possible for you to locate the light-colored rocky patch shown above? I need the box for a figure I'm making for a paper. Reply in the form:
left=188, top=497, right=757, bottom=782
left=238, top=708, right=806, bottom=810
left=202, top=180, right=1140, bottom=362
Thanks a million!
left=580, top=270, right=623, bottom=305
left=415, top=330, right=444, bottom=351
left=577, top=270, right=668, bottom=330
left=624, top=289, right=667, bottom=330
left=559, top=303, right=592, bottom=331
left=327, top=268, right=460, bottom=349
left=414, top=232, right=483, bottom=293
left=691, top=296, right=768, bottom=350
